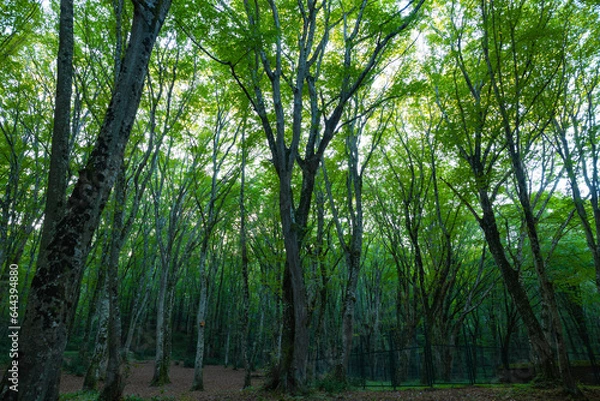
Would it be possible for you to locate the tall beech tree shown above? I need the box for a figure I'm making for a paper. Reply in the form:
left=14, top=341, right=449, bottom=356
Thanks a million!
left=191, top=86, right=239, bottom=391
left=184, top=0, right=425, bottom=389
left=322, top=96, right=387, bottom=381
left=430, top=0, right=577, bottom=391
left=0, top=1, right=172, bottom=399
left=151, top=147, right=199, bottom=386
left=479, top=0, right=576, bottom=391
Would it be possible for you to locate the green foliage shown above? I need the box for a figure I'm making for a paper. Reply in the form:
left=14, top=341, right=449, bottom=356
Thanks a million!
left=59, top=391, right=98, bottom=401
left=123, top=396, right=176, bottom=401
left=2, top=0, right=600, bottom=397
left=314, top=373, right=361, bottom=394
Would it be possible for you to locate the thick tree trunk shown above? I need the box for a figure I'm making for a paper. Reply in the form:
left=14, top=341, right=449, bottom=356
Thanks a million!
left=0, top=3, right=171, bottom=399
left=279, top=178, right=309, bottom=391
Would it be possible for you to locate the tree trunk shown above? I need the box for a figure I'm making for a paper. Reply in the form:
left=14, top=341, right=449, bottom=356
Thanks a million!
left=240, top=131, right=252, bottom=389
left=39, top=0, right=73, bottom=257
left=563, top=289, right=600, bottom=384
left=191, top=252, right=209, bottom=390
left=279, top=177, right=310, bottom=391
left=123, top=271, right=151, bottom=356
left=190, top=115, right=233, bottom=390
left=82, top=275, right=109, bottom=391
left=477, top=188, right=558, bottom=381
left=151, top=257, right=171, bottom=386
left=0, top=2, right=172, bottom=400
left=507, top=145, right=577, bottom=392
left=99, top=168, right=126, bottom=401
left=323, top=126, right=365, bottom=382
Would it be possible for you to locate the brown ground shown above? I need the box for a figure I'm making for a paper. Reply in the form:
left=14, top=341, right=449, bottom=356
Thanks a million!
left=60, top=362, right=600, bottom=400
left=60, top=361, right=263, bottom=399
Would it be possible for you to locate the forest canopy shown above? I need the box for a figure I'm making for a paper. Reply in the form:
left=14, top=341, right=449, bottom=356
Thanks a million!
left=0, top=0, right=599, bottom=400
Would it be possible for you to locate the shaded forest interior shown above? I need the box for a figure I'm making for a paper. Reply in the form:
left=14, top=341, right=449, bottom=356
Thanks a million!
left=1, top=0, right=600, bottom=399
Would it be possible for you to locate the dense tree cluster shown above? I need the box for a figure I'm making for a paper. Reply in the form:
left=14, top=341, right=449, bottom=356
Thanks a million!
left=0, top=0, right=599, bottom=400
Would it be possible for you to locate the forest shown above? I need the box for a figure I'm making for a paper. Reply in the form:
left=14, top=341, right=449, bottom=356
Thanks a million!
left=0, top=0, right=599, bottom=400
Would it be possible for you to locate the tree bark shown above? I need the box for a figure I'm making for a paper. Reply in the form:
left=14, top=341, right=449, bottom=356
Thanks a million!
left=39, top=0, right=73, bottom=257
left=477, top=187, right=558, bottom=381
left=191, top=257, right=208, bottom=390
left=505, top=138, right=576, bottom=392
left=82, top=272, right=109, bottom=391
left=191, top=105, right=237, bottom=390
left=0, top=2, right=172, bottom=399
left=99, top=168, right=126, bottom=401
left=323, top=131, right=364, bottom=382
left=240, top=130, right=252, bottom=389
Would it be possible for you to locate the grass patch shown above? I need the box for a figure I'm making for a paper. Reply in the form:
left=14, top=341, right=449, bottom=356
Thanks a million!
left=59, top=390, right=98, bottom=401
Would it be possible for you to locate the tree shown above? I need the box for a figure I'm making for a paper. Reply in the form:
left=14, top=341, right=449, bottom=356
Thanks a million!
left=184, top=0, right=425, bottom=389
left=151, top=146, right=198, bottom=386
left=239, top=124, right=252, bottom=389
left=479, top=0, right=576, bottom=391
left=191, top=84, right=238, bottom=391
left=0, top=1, right=172, bottom=399
left=322, top=97, right=387, bottom=381
left=430, top=0, right=563, bottom=385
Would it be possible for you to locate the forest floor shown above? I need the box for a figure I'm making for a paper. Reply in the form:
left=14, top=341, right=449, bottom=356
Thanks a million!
left=60, top=361, right=600, bottom=400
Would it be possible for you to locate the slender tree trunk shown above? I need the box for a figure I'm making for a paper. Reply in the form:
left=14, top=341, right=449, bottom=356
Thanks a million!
left=81, top=240, right=109, bottom=387
left=191, top=249, right=209, bottom=390
left=99, top=168, right=126, bottom=400
left=240, top=131, right=252, bottom=389
left=324, top=124, right=367, bottom=383
left=151, top=257, right=171, bottom=385
left=191, top=116, right=236, bottom=390
left=151, top=167, right=190, bottom=386
left=0, top=2, right=171, bottom=400
left=563, top=289, right=600, bottom=383
left=224, top=327, right=231, bottom=368
left=124, top=272, right=151, bottom=356
left=83, top=274, right=109, bottom=391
